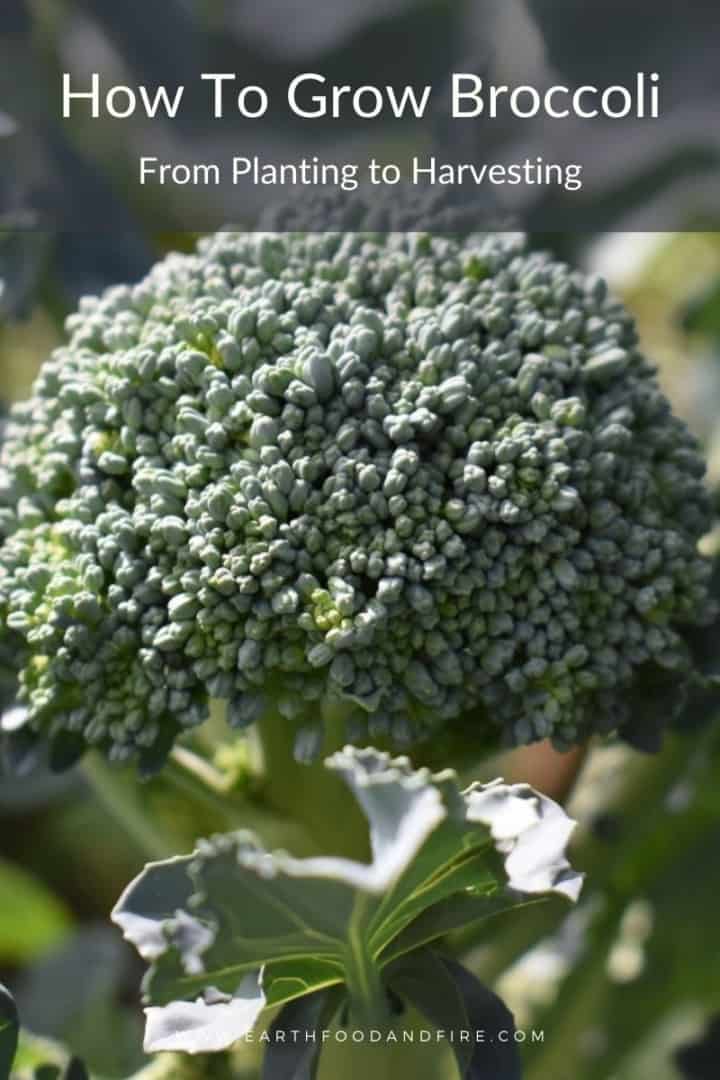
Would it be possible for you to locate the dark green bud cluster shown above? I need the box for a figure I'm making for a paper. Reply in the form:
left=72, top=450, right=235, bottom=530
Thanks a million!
left=0, top=232, right=714, bottom=765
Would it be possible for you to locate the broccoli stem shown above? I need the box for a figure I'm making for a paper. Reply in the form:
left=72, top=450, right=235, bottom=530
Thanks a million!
left=170, top=745, right=231, bottom=795
left=84, top=744, right=316, bottom=859
left=82, top=755, right=174, bottom=860
left=163, top=750, right=315, bottom=850
left=344, top=894, right=390, bottom=1029
left=252, top=703, right=370, bottom=858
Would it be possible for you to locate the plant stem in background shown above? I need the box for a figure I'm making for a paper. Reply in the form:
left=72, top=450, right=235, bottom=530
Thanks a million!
left=82, top=755, right=173, bottom=861
left=170, top=746, right=231, bottom=796
left=253, top=705, right=370, bottom=858
left=164, top=751, right=244, bottom=826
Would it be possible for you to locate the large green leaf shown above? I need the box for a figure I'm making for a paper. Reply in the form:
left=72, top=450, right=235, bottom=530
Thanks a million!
left=113, top=747, right=582, bottom=1057
left=387, top=951, right=523, bottom=1079
left=381, top=891, right=543, bottom=966
left=441, top=957, right=523, bottom=1080
left=386, top=951, right=475, bottom=1076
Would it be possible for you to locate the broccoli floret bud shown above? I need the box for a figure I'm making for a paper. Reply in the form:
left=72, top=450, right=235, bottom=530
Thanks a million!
left=0, top=232, right=715, bottom=766
left=0, top=401, right=18, bottom=725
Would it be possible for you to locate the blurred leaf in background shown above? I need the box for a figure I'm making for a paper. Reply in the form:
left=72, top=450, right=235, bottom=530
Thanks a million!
left=0, top=858, right=71, bottom=965
left=684, top=278, right=720, bottom=341
left=0, top=1, right=155, bottom=307
left=14, top=927, right=145, bottom=1077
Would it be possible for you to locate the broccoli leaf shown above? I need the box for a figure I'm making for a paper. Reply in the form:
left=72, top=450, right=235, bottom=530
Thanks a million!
left=386, top=950, right=522, bottom=1079
left=261, top=987, right=343, bottom=1080
left=385, top=950, right=475, bottom=1075
left=113, top=746, right=582, bottom=1058
left=143, top=972, right=266, bottom=1055
left=442, top=957, right=523, bottom=1080
left=380, top=891, right=542, bottom=966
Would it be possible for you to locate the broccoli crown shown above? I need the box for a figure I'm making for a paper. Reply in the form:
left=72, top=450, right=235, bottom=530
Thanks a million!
left=0, top=231, right=714, bottom=766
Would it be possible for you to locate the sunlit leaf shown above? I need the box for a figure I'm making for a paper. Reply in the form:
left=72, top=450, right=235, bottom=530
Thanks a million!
left=113, top=746, right=582, bottom=1057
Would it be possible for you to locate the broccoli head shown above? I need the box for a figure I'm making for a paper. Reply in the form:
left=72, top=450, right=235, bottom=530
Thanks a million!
left=0, top=231, right=715, bottom=767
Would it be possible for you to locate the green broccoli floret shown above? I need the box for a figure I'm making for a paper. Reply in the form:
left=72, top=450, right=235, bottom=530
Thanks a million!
left=0, top=399, right=18, bottom=727
left=0, top=231, right=715, bottom=767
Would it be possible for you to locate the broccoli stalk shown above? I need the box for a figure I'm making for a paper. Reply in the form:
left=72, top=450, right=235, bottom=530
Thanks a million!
left=251, top=700, right=371, bottom=855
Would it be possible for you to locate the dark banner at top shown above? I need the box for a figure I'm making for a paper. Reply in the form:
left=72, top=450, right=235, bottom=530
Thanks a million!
left=1, top=0, right=719, bottom=233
